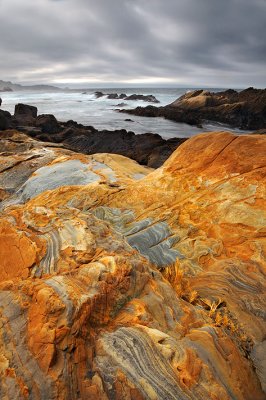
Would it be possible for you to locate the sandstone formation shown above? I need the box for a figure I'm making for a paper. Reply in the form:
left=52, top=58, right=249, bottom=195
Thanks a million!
left=0, top=104, right=186, bottom=168
left=0, top=129, right=265, bottom=399
left=121, top=87, right=266, bottom=130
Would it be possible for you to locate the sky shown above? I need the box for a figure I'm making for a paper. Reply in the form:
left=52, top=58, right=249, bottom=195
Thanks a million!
left=0, top=0, right=265, bottom=88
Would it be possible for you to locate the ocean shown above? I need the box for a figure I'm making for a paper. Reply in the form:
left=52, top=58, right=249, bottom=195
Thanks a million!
left=0, top=88, right=249, bottom=139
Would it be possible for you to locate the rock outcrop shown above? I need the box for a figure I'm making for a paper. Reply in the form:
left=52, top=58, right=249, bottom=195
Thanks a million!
left=94, top=91, right=160, bottom=103
left=121, top=87, right=266, bottom=130
left=0, top=130, right=265, bottom=399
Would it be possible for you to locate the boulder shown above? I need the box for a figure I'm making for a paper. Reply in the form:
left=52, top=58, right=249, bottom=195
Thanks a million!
left=0, top=110, right=12, bottom=130
left=13, top=103, right=38, bottom=126
left=36, top=114, right=61, bottom=134
left=14, top=103, right=38, bottom=118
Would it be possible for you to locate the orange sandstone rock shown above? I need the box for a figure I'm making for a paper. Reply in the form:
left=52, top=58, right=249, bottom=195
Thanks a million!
left=0, top=131, right=265, bottom=399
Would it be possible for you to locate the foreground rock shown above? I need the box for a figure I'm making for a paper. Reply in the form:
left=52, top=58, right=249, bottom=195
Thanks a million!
left=0, top=130, right=265, bottom=399
left=121, top=87, right=266, bottom=130
left=1, top=104, right=186, bottom=168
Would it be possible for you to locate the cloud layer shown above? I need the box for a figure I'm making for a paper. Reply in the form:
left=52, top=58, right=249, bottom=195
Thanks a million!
left=0, top=0, right=265, bottom=87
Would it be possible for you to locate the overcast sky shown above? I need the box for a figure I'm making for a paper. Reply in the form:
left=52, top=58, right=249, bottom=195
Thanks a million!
left=0, top=0, right=265, bottom=88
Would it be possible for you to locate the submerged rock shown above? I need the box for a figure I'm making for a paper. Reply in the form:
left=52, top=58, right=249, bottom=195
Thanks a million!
left=0, top=130, right=265, bottom=399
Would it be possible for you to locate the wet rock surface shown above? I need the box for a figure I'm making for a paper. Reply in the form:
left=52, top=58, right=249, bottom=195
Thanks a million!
left=121, top=87, right=266, bottom=130
left=0, top=130, right=265, bottom=399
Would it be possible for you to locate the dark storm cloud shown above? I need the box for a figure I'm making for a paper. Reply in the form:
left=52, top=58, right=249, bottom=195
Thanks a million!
left=0, top=0, right=265, bottom=87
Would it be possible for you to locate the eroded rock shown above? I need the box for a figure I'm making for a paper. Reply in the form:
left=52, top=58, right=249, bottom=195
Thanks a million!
left=0, top=131, right=265, bottom=400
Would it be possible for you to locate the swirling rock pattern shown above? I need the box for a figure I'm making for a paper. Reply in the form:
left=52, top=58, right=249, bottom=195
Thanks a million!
left=0, top=130, right=265, bottom=399
left=94, top=207, right=181, bottom=267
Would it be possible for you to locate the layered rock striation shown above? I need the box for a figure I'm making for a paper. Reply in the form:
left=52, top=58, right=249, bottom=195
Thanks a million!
left=0, top=130, right=265, bottom=399
left=121, top=87, right=266, bottom=130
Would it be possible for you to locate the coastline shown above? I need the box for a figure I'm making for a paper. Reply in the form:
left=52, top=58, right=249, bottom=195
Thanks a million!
left=1, top=86, right=263, bottom=169
left=0, top=87, right=253, bottom=139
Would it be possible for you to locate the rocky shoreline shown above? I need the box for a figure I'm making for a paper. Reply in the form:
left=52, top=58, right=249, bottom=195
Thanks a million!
left=120, top=87, right=266, bottom=130
left=0, top=86, right=265, bottom=170
left=0, top=103, right=186, bottom=168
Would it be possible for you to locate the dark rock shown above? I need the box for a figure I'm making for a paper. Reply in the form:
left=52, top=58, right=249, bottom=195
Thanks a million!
left=96, top=92, right=160, bottom=103
left=94, top=91, right=104, bottom=98
left=63, top=119, right=84, bottom=129
left=15, top=126, right=42, bottom=136
left=25, top=120, right=184, bottom=167
left=107, top=93, right=127, bottom=100
left=36, top=114, right=61, bottom=134
left=106, top=93, right=118, bottom=99
left=147, top=137, right=187, bottom=168
left=122, top=105, right=159, bottom=117
left=14, top=103, right=38, bottom=118
left=125, top=119, right=133, bottom=122
left=125, top=94, right=160, bottom=103
left=13, top=103, right=38, bottom=126
left=0, top=110, right=12, bottom=130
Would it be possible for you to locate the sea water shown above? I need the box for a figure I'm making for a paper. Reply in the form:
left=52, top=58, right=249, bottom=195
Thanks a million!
left=0, top=88, right=250, bottom=139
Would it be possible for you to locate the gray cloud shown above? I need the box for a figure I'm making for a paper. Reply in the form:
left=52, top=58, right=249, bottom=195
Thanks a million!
left=0, top=0, right=265, bottom=87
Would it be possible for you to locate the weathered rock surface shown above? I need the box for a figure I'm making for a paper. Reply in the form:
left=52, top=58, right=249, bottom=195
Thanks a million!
left=121, top=87, right=266, bottom=130
left=0, top=130, right=265, bottom=399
